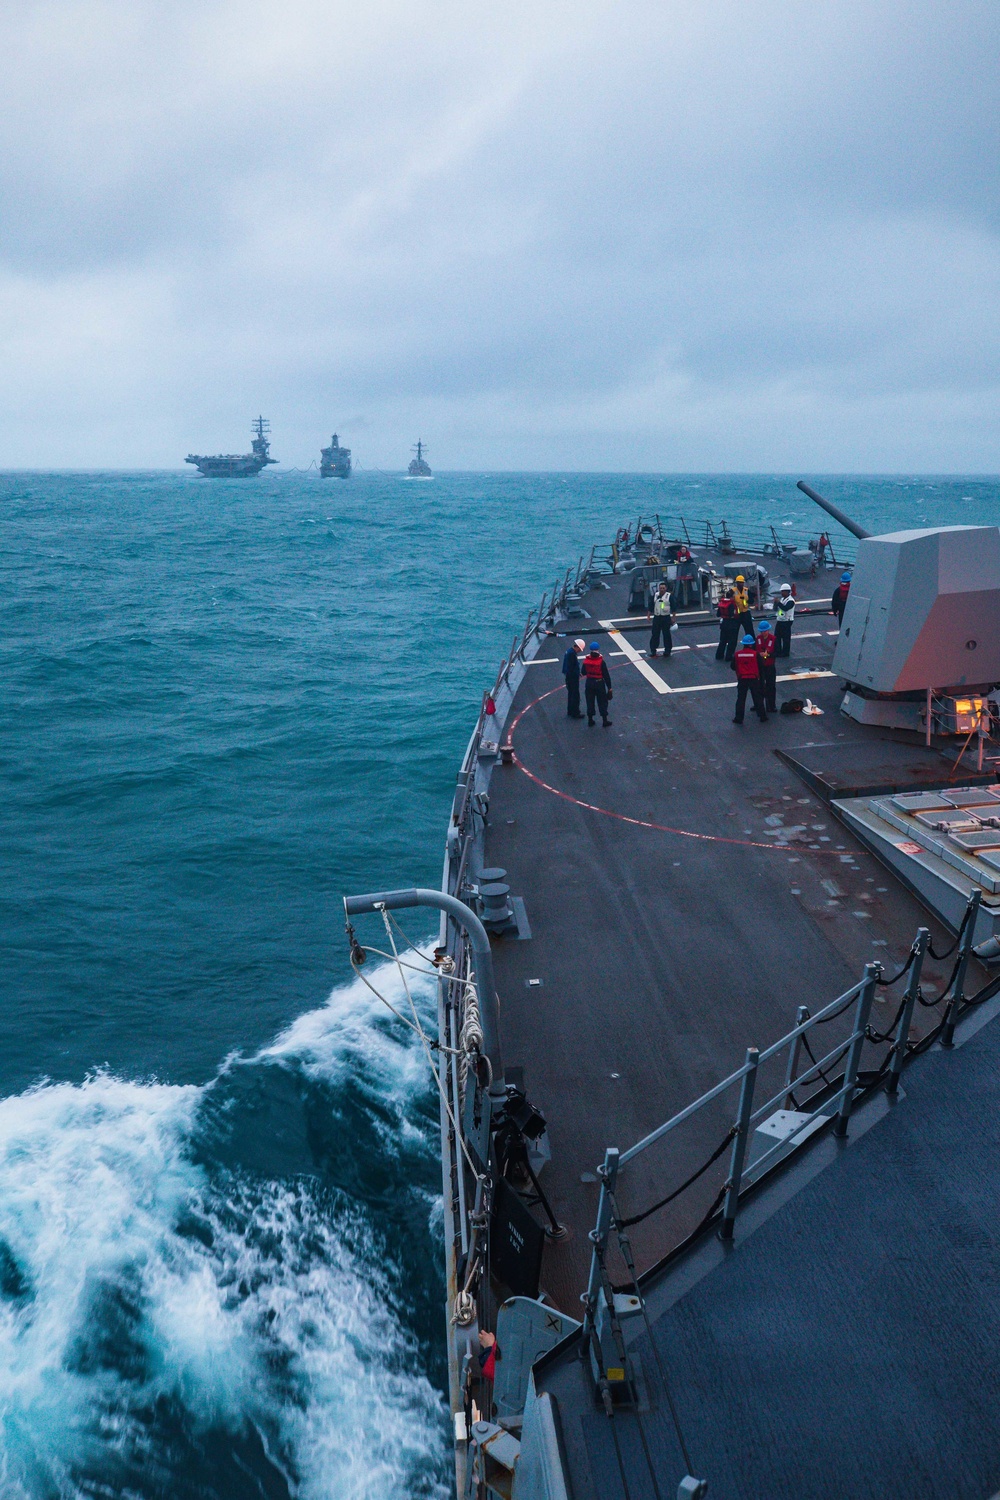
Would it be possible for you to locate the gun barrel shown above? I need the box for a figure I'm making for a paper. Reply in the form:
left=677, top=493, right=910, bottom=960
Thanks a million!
left=797, top=481, right=871, bottom=541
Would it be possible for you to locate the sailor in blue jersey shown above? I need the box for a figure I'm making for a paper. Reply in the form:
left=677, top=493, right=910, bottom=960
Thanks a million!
left=561, top=637, right=586, bottom=718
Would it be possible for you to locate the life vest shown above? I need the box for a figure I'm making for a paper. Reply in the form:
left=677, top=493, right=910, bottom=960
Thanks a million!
left=717, top=596, right=736, bottom=619
left=653, top=593, right=672, bottom=616
left=775, top=594, right=795, bottom=621
left=733, top=646, right=760, bottom=680
left=756, top=633, right=776, bottom=665
left=732, top=586, right=750, bottom=613
left=583, top=653, right=606, bottom=680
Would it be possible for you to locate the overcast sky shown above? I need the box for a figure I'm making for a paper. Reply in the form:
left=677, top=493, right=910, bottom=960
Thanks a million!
left=1, top=0, right=998, bottom=470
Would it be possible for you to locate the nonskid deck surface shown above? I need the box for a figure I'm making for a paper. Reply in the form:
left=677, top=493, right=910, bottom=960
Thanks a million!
left=539, top=999, right=1000, bottom=1500
left=484, top=560, right=979, bottom=1308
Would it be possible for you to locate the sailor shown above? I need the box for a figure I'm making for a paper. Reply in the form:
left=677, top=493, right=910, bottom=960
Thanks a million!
left=731, top=633, right=767, bottom=724
left=755, top=620, right=778, bottom=714
left=774, top=583, right=795, bottom=658
left=478, top=1329, right=500, bottom=1383
left=582, top=642, right=613, bottom=727
left=561, top=637, right=586, bottom=718
left=732, top=575, right=754, bottom=641
left=648, top=582, right=674, bottom=658
left=831, top=571, right=852, bottom=626
left=716, top=587, right=739, bottom=660
left=675, top=544, right=696, bottom=607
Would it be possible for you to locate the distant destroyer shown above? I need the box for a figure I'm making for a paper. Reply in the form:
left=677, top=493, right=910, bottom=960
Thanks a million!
left=185, top=417, right=277, bottom=478
left=407, top=440, right=432, bottom=477
left=320, top=433, right=352, bottom=478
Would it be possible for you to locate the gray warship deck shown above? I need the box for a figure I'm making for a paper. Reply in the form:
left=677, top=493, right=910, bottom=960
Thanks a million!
left=482, top=559, right=983, bottom=1309
left=341, top=514, right=1000, bottom=1499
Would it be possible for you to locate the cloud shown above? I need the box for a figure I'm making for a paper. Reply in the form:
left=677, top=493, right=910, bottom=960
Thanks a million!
left=0, top=0, right=998, bottom=468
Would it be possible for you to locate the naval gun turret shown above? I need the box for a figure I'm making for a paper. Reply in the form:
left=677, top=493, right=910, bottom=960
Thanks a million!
left=798, top=482, right=1000, bottom=737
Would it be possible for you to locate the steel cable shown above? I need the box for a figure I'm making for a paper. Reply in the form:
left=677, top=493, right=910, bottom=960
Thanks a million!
left=875, top=948, right=916, bottom=989
left=614, top=1128, right=737, bottom=1229
left=916, top=955, right=963, bottom=1008
left=800, top=1033, right=851, bottom=1088
left=865, top=995, right=908, bottom=1045
left=928, top=905, right=972, bottom=962
left=813, top=993, right=861, bottom=1026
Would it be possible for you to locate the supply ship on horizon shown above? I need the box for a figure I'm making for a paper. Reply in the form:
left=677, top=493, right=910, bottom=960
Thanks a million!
left=185, top=417, right=277, bottom=477
left=344, top=485, right=1000, bottom=1500
left=320, top=432, right=352, bottom=478
left=408, top=440, right=432, bottom=477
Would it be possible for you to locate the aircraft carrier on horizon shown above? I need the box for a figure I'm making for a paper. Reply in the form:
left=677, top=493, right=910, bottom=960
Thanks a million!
left=185, top=417, right=277, bottom=477
left=345, top=484, right=1000, bottom=1500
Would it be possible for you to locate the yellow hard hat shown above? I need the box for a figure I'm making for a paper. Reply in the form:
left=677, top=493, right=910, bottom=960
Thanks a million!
left=735, top=574, right=744, bottom=582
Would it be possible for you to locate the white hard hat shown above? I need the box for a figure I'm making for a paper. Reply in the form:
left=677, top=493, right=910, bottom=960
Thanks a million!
left=573, top=638, right=586, bottom=650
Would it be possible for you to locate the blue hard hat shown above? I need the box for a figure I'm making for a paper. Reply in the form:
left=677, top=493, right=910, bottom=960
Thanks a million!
left=589, top=641, right=600, bottom=650
left=742, top=634, right=755, bottom=645
left=758, top=620, right=771, bottom=629
left=841, top=571, right=851, bottom=581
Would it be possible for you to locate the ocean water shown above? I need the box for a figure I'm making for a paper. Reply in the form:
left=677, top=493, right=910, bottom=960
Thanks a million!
left=1, top=469, right=996, bottom=1495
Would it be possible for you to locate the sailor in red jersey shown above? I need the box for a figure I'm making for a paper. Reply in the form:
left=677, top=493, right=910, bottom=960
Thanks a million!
left=730, top=634, right=768, bottom=724
left=831, top=571, right=852, bottom=626
left=582, top=642, right=613, bottom=727
left=755, top=619, right=778, bottom=715
left=715, top=588, right=738, bottom=661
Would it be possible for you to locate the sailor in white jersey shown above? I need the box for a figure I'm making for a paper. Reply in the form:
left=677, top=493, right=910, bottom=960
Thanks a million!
left=775, top=583, right=795, bottom=658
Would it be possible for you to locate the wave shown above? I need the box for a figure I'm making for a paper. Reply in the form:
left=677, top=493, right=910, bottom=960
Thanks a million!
left=0, top=955, right=450, bottom=1499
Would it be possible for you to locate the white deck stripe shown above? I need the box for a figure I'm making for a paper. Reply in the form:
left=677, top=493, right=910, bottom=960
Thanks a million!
left=611, top=646, right=690, bottom=657
left=598, top=621, right=672, bottom=693
left=663, top=670, right=836, bottom=696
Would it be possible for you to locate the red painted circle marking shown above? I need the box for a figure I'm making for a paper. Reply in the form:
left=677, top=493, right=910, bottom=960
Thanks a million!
left=504, top=685, right=828, bottom=854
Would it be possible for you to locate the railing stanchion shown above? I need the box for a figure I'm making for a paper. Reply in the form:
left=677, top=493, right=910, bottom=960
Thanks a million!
left=888, top=929, right=929, bottom=1095
left=834, top=966, right=878, bottom=1137
left=581, top=1147, right=619, bottom=1348
left=720, top=1048, right=758, bottom=1241
left=783, top=1006, right=810, bottom=1108
left=941, top=890, right=982, bottom=1047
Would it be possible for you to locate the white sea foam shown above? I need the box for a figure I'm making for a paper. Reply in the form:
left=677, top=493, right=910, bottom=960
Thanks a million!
left=0, top=952, right=449, bottom=1499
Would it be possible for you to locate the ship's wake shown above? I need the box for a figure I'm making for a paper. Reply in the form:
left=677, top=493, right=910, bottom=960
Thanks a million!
left=0, top=959, right=450, bottom=1499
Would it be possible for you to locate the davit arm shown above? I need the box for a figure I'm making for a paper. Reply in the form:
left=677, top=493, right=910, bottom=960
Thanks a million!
left=343, top=887, right=505, bottom=1099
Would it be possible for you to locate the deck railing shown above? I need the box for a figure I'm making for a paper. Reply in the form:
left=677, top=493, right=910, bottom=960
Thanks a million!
left=581, top=893, right=996, bottom=1383
left=618, top=513, right=857, bottom=569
